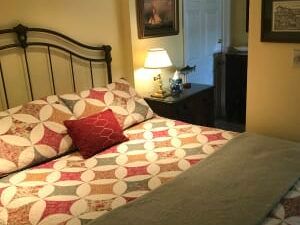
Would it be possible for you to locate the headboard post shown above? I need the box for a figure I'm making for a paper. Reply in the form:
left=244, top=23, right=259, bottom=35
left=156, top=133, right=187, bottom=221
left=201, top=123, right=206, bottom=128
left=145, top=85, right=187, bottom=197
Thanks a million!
left=103, top=45, right=112, bottom=83
left=13, top=24, right=29, bottom=48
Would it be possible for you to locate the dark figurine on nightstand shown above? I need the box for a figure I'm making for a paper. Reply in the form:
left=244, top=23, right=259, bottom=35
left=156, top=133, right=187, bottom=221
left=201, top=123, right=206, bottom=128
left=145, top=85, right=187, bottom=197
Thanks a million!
left=169, top=70, right=183, bottom=96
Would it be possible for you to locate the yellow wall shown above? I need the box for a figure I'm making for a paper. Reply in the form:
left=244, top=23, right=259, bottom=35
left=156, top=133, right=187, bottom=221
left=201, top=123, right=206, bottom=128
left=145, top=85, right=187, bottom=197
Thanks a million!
left=0, top=0, right=130, bottom=82
left=231, top=0, right=248, bottom=46
left=246, top=0, right=300, bottom=142
left=0, top=0, right=134, bottom=109
left=128, top=0, right=184, bottom=96
left=0, top=0, right=183, bottom=106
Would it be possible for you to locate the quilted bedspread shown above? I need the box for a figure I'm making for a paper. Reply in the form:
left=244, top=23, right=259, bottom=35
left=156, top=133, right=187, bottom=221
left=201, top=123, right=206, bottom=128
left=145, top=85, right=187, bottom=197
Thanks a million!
left=87, top=133, right=300, bottom=225
left=0, top=117, right=234, bottom=225
left=0, top=117, right=298, bottom=225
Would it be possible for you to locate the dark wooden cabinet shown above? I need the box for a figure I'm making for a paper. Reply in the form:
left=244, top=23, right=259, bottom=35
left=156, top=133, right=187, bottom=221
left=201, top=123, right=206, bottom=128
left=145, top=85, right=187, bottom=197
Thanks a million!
left=225, top=51, right=248, bottom=123
left=145, top=84, right=214, bottom=127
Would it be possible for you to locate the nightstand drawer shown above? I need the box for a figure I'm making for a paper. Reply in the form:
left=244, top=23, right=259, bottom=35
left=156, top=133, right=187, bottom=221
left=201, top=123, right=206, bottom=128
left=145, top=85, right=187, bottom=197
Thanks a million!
left=175, top=102, right=193, bottom=123
left=146, top=101, right=175, bottom=119
left=145, top=84, right=215, bottom=126
left=182, top=89, right=214, bottom=126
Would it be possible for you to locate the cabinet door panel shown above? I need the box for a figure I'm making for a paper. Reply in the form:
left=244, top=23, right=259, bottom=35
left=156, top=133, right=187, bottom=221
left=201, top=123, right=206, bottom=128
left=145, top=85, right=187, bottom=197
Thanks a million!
left=225, top=53, right=247, bottom=123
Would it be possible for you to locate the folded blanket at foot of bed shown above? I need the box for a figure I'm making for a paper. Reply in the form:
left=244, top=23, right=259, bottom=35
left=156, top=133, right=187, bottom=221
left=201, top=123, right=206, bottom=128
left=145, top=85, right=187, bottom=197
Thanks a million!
left=87, top=133, right=300, bottom=225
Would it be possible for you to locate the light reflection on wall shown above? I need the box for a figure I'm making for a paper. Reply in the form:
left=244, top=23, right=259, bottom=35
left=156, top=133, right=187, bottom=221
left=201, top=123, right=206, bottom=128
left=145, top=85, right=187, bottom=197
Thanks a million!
left=134, top=67, right=176, bottom=97
left=134, top=68, right=156, bottom=96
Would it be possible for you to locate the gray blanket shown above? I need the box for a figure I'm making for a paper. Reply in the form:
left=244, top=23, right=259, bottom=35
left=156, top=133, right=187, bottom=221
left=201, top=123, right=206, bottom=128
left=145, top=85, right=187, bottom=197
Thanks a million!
left=88, top=133, right=300, bottom=225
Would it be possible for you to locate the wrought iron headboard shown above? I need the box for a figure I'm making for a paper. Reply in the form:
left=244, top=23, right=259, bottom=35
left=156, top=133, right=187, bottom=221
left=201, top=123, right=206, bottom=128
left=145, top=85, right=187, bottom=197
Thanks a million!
left=0, top=24, right=112, bottom=109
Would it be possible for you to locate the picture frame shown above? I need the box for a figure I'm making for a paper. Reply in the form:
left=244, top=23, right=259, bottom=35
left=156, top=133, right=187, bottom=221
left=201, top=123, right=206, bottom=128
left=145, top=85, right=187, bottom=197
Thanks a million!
left=261, top=0, right=300, bottom=43
left=136, top=0, right=179, bottom=39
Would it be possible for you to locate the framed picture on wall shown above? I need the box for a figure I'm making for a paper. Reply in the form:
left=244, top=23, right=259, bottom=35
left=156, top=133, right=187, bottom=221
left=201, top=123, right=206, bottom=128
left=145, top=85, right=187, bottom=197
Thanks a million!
left=261, top=0, right=300, bottom=42
left=136, top=0, right=179, bottom=39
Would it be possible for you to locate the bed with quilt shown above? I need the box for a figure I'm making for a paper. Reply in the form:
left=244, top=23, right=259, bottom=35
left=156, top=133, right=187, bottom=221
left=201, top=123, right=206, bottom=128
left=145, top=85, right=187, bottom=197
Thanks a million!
left=0, top=25, right=299, bottom=225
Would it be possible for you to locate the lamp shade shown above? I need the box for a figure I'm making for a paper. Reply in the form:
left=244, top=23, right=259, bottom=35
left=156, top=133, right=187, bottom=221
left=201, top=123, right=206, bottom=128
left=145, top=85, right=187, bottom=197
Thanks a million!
left=144, top=48, right=172, bottom=69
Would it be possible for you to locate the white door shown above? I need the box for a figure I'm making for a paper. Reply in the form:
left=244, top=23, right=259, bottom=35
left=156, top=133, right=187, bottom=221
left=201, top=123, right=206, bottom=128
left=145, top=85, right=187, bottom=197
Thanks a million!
left=184, top=0, right=224, bottom=85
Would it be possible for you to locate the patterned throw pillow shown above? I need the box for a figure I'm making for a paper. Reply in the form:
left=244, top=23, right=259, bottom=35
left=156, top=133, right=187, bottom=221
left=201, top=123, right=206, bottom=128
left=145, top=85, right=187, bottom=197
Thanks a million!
left=60, top=79, right=154, bottom=129
left=64, top=109, right=128, bottom=159
left=0, top=95, right=74, bottom=176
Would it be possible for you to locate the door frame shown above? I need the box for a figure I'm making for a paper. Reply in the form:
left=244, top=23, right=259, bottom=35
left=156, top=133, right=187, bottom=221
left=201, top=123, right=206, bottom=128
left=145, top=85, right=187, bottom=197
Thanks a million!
left=221, top=0, right=231, bottom=52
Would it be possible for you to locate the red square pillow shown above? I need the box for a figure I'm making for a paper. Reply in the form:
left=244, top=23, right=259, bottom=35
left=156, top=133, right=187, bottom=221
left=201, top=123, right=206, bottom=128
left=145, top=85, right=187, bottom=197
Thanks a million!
left=64, top=109, right=128, bottom=159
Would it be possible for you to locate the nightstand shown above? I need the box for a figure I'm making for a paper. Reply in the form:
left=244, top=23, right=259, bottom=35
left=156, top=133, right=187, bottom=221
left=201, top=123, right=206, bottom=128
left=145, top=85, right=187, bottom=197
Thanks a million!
left=145, top=84, right=215, bottom=127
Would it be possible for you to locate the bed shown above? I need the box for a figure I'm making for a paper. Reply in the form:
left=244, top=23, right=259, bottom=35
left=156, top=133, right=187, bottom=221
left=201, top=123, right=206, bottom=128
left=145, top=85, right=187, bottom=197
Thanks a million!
left=0, top=24, right=299, bottom=225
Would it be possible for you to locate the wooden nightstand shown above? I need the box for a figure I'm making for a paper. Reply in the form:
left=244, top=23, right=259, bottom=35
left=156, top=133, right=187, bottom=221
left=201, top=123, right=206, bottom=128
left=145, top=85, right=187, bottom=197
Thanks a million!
left=145, top=84, right=215, bottom=127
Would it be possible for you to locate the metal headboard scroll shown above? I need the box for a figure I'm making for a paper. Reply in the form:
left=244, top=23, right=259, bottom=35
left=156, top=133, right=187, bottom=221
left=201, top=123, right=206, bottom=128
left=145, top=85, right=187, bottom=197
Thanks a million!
left=0, top=24, right=112, bottom=109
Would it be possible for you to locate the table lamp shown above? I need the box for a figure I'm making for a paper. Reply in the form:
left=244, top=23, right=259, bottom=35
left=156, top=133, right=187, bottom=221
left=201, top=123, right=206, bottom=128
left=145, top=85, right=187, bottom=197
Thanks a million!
left=144, top=48, right=172, bottom=98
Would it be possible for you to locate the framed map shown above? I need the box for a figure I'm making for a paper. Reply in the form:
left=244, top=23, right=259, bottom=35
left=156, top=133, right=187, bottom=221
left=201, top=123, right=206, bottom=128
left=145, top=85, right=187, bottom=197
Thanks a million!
left=262, top=0, right=300, bottom=42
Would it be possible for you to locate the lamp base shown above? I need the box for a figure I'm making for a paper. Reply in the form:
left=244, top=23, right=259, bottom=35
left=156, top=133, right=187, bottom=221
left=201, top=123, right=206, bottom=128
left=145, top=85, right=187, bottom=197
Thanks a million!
left=151, top=90, right=170, bottom=98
